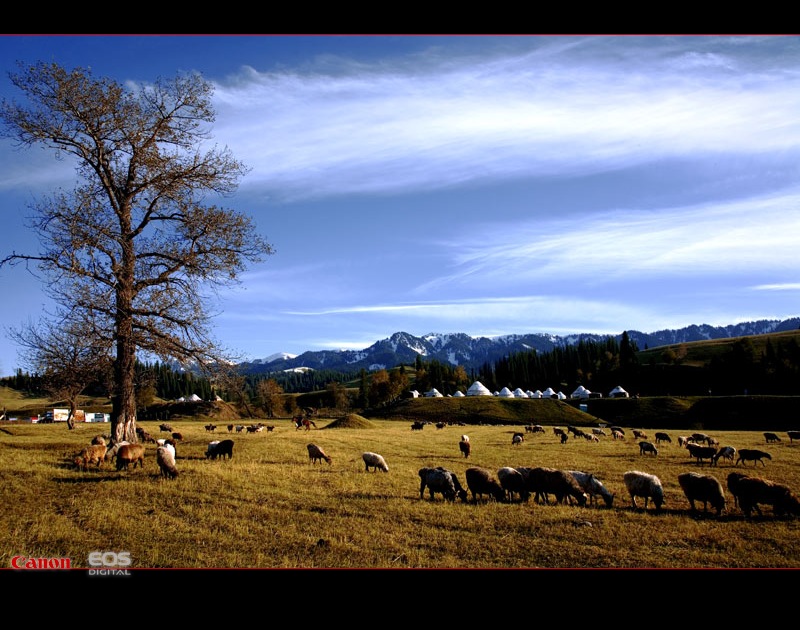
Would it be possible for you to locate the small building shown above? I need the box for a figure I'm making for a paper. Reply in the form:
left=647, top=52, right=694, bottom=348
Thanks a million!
left=609, top=385, right=630, bottom=398
left=466, top=381, right=493, bottom=397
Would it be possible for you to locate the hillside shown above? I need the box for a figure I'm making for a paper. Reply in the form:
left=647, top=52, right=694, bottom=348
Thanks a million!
left=366, top=394, right=800, bottom=432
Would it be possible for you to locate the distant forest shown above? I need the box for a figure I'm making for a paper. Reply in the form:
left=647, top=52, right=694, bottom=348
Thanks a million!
left=3, top=332, right=800, bottom=407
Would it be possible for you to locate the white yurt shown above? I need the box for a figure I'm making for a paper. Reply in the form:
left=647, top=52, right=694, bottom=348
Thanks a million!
left=571, top=385, right=591, bottom=399
left=497, top=387, right=514, bottom=398
left=466, top=381, right=493, bottom=396
left=609, top=385, right=630, bottom=398
left=532, top=390, right=543, bottom=399
left=542, top=387, right=557, bottom=398
left=424, top=388, right=443, bottom=397
left=513, top=388, right=529, bottom=398
left=453, top=390, right=465, bottom=397
left=557, top=391, right=567, bottom=400
left=187, top=393, right=202, bottom=402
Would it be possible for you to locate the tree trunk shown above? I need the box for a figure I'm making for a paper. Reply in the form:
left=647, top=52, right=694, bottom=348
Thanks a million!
left=111, top=253, right=138, bottom=444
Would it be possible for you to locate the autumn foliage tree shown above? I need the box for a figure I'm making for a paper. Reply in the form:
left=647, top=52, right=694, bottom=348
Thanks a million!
left=0, top=62, right=273, bottom=442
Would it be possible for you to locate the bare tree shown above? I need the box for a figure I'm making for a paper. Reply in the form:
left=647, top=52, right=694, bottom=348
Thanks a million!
left=217, top=368, right=254, bottom=419
left=0, top=62, right=273, bottom=442
left=257, top=378, right=284, bottom=419
left=8, top=315, right=112, bottom=430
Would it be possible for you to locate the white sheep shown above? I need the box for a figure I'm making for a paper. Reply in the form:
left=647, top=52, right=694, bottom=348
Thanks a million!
left=567, top=470, right=615, bottom=508
left=362, top=452, right=389, bottom=472
left=712, top=445, right=736, bottom=466
left=677, top=472, right=725, bottom=515
left=156, top=445, right=179, bottom=479
left=623, top=470, right=664, bottom=511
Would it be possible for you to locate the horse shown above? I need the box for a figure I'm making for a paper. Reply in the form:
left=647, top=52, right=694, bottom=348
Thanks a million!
left=293, top=416, right=317, bottom=431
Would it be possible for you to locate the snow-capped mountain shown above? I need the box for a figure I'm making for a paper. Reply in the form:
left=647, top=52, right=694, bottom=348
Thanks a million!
left=239, top=318, right=800, bottom=375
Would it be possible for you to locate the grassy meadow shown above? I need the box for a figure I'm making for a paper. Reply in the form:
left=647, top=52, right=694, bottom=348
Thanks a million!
left=2, top=414, right=800, bottom=570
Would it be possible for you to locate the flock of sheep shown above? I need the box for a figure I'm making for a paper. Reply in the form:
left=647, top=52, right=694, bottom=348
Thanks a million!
left=72, top=421, right=800, bottom=520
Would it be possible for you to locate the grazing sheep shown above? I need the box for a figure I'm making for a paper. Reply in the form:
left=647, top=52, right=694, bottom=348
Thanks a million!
left=678, top=472, right=726, bottom=516
left=206, top=439, right=234, bottom=460
left=623, top=470, right=664, bottom=512
left=686, top=443, right=717, bottom=465
left=654, top=432, right=672, bottom=445
left=205, top=423, right=217, bottom=432
left=691, top=432, right=712, bottom=445
left=74, top=444, right=108, bottom=471
left=736, top=449, right=772, bottom=467
left=136, top=427, right=156, bottom=443
left=609, top=425, right=625, bottom=436
left=639, top=441, right=658, bottom=456
left=362, top=452, right=389, bottom=472
left=171, top=432, right=183, bottom=442
left=560, top=433, right=569, bottom=444
left=712, top=445, right=737, bottom=466
left=459, top=437, right=471, bottom=458
left=411, top=421, right=424, bottom=431
left=307, top=443, right=332, bottom=465
left=227, top=424, right=234, bottom=433
left=632, top=430, right=648, bottom=440
left=763, top=432, right=781, bottom=444
left=733, top=476, right=800, bottom=518
left=91, top=435, right=106, bottom=446
left=727, top=472, right=749, bottom=509
left=418, top=467, right=468, bottom=502
left=104, top=440, right=130, bottom=463
left=156, top=445, right=179, bottom=479
left=497, top=467, right=529, bottom=502
left=512, top=432, right=524, bottom=445
left=159, top=423, right=173, bottom=433
left=527, top=424, right=545, bottom=434
left=591, top=427, right=607, bottom=437
left=518, top=467, right=587, bottom=506
left=465, top=466, right=507, bottom=503
left=115, top=443, right=146, bottom=472
left=567, top=470, right=615, bottom=508
left=612, top=429, right=625, bottom=441
left=787, top=430, right=800, bottom=443
left=678, top=436, right=689, bottom=447
left=553, top=427, right=566, bottom=438
left=235, top=425, right=245, bottom=433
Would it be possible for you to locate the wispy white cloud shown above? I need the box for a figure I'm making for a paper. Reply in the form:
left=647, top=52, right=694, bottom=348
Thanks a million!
left=209, top=37, right=800, bottom=201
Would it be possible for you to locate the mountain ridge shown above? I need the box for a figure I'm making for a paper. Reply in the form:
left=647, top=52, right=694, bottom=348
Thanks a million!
left=238, top=317, right=800, bottom=375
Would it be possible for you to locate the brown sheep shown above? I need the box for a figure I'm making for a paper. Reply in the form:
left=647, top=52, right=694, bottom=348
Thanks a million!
left=678, top=472, right=726, bottom=516
left=465, top=466, right=506, bottom=503
left=733, top=476, right=800, bottom=518
left=307, top=443, right=332, bottom=465
left=518, top=466, right=588, bottom=506
left=116, top=443, right=145, bottom=471
left=74, top=444, right=108, bottom=471
left=686, top=443, right=717, bottom=465
left=654, top=432, right=672, bottom=445
left=459, top=438, right=471, bottom=458
left=497, top=467, right=529, bottom=502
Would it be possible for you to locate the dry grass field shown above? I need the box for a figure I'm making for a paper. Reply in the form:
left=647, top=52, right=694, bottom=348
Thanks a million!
left=2, top=414, right=800, bottom=572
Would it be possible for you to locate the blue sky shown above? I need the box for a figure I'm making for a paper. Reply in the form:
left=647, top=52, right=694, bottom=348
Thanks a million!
left=0, top=35, right=799, bottom=376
